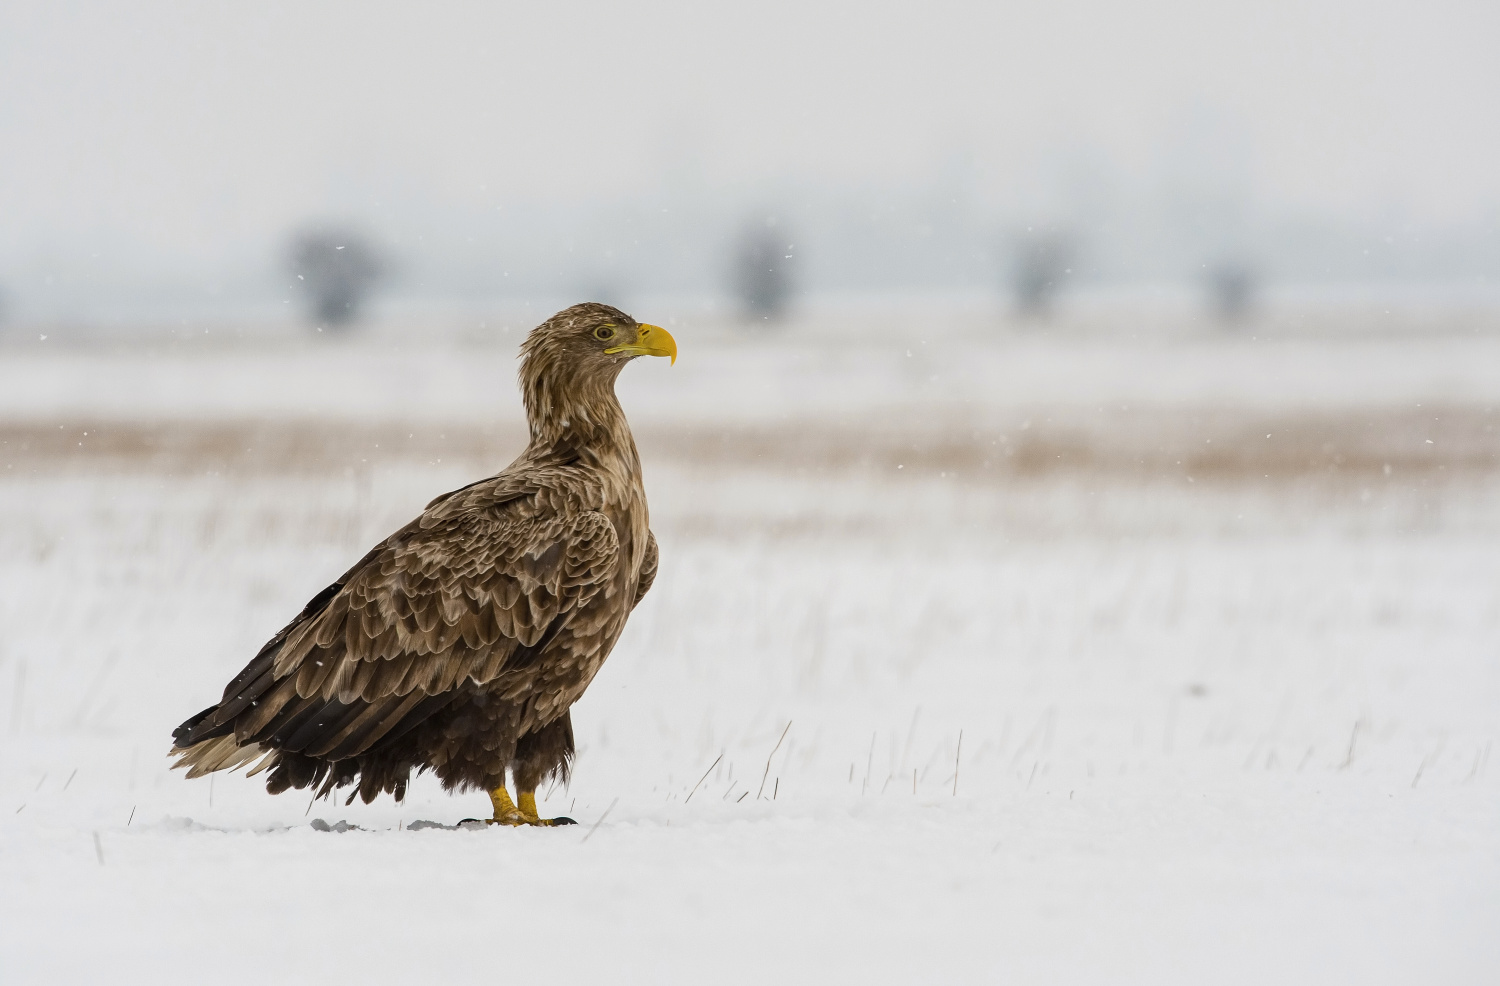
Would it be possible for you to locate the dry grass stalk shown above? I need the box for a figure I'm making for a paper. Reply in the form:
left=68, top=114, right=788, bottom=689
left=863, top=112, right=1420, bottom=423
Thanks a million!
left=757, top=721, right=792, bottom=799
left=684, top=753, right=723, bottom=803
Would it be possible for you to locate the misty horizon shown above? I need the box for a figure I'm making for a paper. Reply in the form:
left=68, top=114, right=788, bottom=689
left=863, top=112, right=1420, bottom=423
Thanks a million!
left=1, top=1, right=1497, bottom=323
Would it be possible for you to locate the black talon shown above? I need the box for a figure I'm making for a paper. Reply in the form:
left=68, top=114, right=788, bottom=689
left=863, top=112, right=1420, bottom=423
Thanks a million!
left=552, top=816, right=577, bottom=826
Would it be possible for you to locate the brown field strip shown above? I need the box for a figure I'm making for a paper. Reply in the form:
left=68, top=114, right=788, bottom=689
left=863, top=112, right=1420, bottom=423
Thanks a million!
left=0, top=405, right=1494, bottom=480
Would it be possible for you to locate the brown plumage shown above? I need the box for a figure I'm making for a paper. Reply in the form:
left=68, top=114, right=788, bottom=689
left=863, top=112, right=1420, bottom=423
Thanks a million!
left=169, top=303, right=676, bottom=819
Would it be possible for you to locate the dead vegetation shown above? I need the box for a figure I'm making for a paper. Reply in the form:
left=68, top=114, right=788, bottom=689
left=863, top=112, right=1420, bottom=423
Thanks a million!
left=2, top=404, right=1493, bottom=482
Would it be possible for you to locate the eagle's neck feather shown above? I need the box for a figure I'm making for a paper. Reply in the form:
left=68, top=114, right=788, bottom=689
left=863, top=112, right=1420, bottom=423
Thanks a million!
left=520, top=353, right=638, bottom=472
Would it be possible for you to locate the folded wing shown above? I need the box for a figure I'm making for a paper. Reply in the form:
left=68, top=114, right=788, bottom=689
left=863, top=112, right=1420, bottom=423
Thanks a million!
left=172, top=476, right=620, bottom=774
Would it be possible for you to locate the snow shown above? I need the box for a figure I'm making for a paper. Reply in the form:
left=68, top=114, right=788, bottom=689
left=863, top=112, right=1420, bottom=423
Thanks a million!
left=1, top=315, right=1497, bottom=983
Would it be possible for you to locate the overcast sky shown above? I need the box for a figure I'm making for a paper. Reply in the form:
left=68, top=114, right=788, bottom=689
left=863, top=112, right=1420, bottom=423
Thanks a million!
left=1, top=0, right=1496, bottom=307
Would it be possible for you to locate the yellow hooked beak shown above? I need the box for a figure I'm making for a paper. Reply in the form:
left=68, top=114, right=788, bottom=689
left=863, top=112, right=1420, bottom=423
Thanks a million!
left=606, top=323, right=677, bottom=365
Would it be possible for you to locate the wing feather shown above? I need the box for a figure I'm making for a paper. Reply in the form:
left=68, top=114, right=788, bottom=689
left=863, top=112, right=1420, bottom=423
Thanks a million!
left=634, top=531, right=658, bottom=609
left=218, top=477, right=620, bottom=761
left=174, top=470, right=624, bottom=773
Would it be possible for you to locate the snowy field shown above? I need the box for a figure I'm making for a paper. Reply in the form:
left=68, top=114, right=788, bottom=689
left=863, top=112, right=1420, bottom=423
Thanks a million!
left=1, top=309, right=1498, bottom=984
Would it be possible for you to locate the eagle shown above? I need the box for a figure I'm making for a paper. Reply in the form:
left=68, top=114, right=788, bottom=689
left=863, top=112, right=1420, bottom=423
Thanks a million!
left=169, top=303, right=676, bottom=826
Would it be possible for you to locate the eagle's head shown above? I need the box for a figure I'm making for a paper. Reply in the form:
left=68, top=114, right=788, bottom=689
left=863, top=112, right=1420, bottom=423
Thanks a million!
left=522, top=302, right=675, bottom=376
left=518, top=302, right=677, bottom=444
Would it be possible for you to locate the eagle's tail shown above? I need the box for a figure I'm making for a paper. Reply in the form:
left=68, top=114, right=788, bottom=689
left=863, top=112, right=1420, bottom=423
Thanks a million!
left=168, top=735, right=278, bottom=779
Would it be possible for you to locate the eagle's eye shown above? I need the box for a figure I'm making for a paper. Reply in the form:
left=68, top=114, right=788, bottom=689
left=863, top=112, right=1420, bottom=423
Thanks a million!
left=593, top=325, right=615, bottom=341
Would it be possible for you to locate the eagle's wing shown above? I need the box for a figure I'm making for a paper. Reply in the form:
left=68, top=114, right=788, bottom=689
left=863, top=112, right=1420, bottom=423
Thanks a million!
left=633, top=530, right=658, bottom=609
left=173, top=475, right=620, bottom=771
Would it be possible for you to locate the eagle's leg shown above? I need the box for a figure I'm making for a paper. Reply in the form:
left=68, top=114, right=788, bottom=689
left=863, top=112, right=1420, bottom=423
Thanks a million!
left=486, top=786, right=527, bottom=825
left=516, top=789, right=576, bottom=826
left=481, top=786, right=574, bottom=827
left=506, top=713, right=576, bottom=825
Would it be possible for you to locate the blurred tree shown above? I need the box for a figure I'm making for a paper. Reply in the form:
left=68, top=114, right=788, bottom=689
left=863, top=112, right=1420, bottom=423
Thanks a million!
left=732, top=218, right=793, bottom=323
left=1205, top=260, right=1257, bottom=325
left=288, top=229, right=383, bottom=329
left=1010, top=228, right=1075, bottom=319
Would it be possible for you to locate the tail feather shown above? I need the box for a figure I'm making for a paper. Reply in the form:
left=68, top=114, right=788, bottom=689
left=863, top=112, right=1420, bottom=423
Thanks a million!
left=170, top=735, right=267, bottom=779
left=243, top=748, right=280, bottom=778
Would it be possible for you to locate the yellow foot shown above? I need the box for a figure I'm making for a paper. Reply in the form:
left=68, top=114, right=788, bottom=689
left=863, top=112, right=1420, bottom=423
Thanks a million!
left=517, top=790, right=577, bottom=827
left=463, top=787, right=576, bottom=827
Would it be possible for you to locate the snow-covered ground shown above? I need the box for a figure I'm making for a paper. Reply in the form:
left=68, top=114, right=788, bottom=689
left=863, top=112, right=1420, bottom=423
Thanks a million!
left=1, top=313, right=1497, bottom=983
